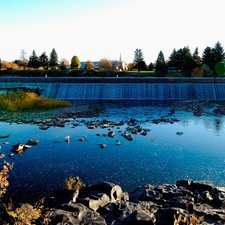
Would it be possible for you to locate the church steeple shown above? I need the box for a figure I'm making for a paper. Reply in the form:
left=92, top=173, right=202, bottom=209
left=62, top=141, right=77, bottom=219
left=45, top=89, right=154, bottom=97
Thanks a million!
left=119, top=53, right=122, bottom=62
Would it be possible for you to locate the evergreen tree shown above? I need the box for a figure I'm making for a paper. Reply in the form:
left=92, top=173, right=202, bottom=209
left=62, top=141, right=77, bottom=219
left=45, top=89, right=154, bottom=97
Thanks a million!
left=168, top=49, right=178, bottom=70
left=71, top=56, right=81, bottom=70
left=155, top=51, right=167, bottom=76
left=133, top=49, right=146, bottom=72
left=214, top=41, right=225, bottom=64
left=0, top=58, right=2, bottom=69
left=49, top=48, right=59, bottom=70
left=202, top=46, right=215, bottom=71
left=28, top=50, right=39, bottom=68
left=148, top=62, right=154, bottom=71
left=39, top=52, right=49, bottom=70
left=181, top=47, right=194, bottom=77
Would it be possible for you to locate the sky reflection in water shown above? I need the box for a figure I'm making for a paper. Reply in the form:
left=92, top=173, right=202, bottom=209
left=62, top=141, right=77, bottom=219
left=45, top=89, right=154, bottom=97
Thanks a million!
left=1, top=103, right=225, bottom=203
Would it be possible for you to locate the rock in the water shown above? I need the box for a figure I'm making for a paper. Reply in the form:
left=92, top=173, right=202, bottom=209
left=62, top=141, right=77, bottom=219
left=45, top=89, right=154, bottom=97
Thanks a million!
left=108, top=131, right=115, bottom=138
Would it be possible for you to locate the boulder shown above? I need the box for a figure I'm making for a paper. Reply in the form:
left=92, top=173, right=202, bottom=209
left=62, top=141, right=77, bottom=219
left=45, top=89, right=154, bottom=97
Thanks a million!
left=75, top=182, right=129, bottom=212
left=122, top=209, right=155, bottom=225
left=48, top=203, right=106, bottom=225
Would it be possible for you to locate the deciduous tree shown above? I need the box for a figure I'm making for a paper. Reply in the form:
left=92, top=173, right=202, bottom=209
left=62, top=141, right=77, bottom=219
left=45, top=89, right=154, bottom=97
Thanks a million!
left=71, top=56, right=81, bottom=70
left=85, top=60, right=94, bottom=70
left=60, top=58, right=70, bottom=70
left=98, top=58, right=112, bottom=71
left=1, top=61, right=11, bottom=70
left=49, top=48, right=59, bottom=70
left=10, top=62, right=20, bottom=70
left=19, top=49, right=28, bottom=69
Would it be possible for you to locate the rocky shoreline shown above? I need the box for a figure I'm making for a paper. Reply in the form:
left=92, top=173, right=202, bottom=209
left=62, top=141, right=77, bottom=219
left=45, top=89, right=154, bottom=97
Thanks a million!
left=47, top=179, right=225, bottom=225
left=1, top=179, right=225, bottom=224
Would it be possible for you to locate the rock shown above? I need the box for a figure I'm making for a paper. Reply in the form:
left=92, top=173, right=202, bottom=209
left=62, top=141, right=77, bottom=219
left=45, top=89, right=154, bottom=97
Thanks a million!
left=78, top=182, right=129, bottom=211
left=143, top=128, right=151, bottom=132
left=101, top=123, right=110, bottom=128
left=108, top=131, right=115, bottom=137
left=122, top=209, right=155, bottom=225
left=121, top=132, right=134, bottom=141
left=8, top=153, right=14, bottom=157
left=127, top=118, right=138, bottom=126
left=99, top=143, right=106, bottom=148
left=26, top=139, right=39, bottom=145
left=11, top=143, right=31, bottom=154
left=116, top=140, right=121, bottom=145
left=47, top=203, right=106, bottom=225
left=176, top=179, right=216, bottom=192
left=39, top=125, right=49, bottom=130
left=79, top=138, right=85, bottom=142
left=141, top=131, right=147, bottom=136
left=129, top=184, right=163, bottom=203
left=65, top=136, right=70, bottom=143
left=176, top=132, right=183, bottom=135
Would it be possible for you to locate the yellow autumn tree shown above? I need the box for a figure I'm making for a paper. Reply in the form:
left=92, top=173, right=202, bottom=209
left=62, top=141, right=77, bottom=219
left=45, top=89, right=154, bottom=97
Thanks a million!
left=2, top=61, right=11, bottom=70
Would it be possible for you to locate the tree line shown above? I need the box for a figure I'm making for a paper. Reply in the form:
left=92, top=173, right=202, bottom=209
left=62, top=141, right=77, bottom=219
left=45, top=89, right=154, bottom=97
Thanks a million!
left=133, top=41, right=225, bottom=76
left=0, top=41, right=224, bottom=76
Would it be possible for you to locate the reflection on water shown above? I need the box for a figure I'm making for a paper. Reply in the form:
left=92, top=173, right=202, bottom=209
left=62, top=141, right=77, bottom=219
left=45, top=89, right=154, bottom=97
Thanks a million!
left=1, top=101, right=225, bottom=203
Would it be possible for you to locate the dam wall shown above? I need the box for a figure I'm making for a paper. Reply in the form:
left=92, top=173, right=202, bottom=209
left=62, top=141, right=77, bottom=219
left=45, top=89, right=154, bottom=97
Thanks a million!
left=1, top=77, right=225, bottom=101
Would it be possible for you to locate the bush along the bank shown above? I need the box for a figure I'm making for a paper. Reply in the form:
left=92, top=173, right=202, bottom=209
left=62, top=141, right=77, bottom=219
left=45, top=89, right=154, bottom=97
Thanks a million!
left=0, top=90, right=70, bottom=111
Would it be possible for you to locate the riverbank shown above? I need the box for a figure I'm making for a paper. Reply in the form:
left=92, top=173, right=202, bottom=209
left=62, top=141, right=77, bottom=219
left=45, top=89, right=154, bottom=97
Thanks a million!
left=1, top=178, right=225, bottom=224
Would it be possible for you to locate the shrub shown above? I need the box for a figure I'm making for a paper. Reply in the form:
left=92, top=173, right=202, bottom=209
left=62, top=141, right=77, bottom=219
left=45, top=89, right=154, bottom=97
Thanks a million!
left=65, top=176, right=84, bottom=190
left=0, top=90, right=70, bottom=111
left=8, top=203, right=41, bottom=225
left=0, top=165, right=10, bottom=198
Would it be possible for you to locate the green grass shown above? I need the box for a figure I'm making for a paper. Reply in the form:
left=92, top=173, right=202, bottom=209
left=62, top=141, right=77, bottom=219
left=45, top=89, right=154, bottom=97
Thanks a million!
left=0, top=90, right=70, bottom=112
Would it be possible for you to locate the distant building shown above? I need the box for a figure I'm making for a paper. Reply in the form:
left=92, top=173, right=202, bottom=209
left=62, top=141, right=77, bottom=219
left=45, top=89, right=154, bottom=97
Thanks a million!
left=116, top=53, right=128, bottom=71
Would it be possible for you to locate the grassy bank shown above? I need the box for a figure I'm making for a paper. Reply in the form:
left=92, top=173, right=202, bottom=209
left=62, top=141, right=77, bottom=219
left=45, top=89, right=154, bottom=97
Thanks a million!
left=0, top=69, right=184, bottom=77
left=0, top=90, right=70, bottom=111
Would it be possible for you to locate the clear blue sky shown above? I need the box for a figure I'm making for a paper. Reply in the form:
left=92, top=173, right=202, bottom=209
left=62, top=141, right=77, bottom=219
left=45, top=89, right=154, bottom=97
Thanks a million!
left=0, top=0, right=224, bottom=64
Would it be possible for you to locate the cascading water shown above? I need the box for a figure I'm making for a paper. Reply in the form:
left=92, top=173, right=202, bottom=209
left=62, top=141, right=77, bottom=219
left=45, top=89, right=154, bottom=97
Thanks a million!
left=0, top=77, right=225, bottom=100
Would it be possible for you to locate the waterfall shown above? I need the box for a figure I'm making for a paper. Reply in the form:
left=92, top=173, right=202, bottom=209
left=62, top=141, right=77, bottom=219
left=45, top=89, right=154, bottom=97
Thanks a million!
left=0, top=77, right=225, bottom=101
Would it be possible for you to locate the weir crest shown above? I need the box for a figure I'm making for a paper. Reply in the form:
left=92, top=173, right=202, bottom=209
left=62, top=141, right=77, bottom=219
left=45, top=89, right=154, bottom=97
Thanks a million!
left=1, top=77, right=225, bottom=101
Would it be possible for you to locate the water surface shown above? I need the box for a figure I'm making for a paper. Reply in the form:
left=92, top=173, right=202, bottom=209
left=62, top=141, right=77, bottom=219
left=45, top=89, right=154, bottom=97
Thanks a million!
left=1, top=101, right=225, bottom=203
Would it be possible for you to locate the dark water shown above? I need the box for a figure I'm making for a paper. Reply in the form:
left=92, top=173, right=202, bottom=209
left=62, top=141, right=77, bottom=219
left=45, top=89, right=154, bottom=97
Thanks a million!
left=1, top=101, right=225, bottom=203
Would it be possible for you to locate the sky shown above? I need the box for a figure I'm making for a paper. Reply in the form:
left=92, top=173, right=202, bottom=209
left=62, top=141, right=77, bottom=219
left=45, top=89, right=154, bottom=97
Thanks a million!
left=0, top=0, right=224, bottom=64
